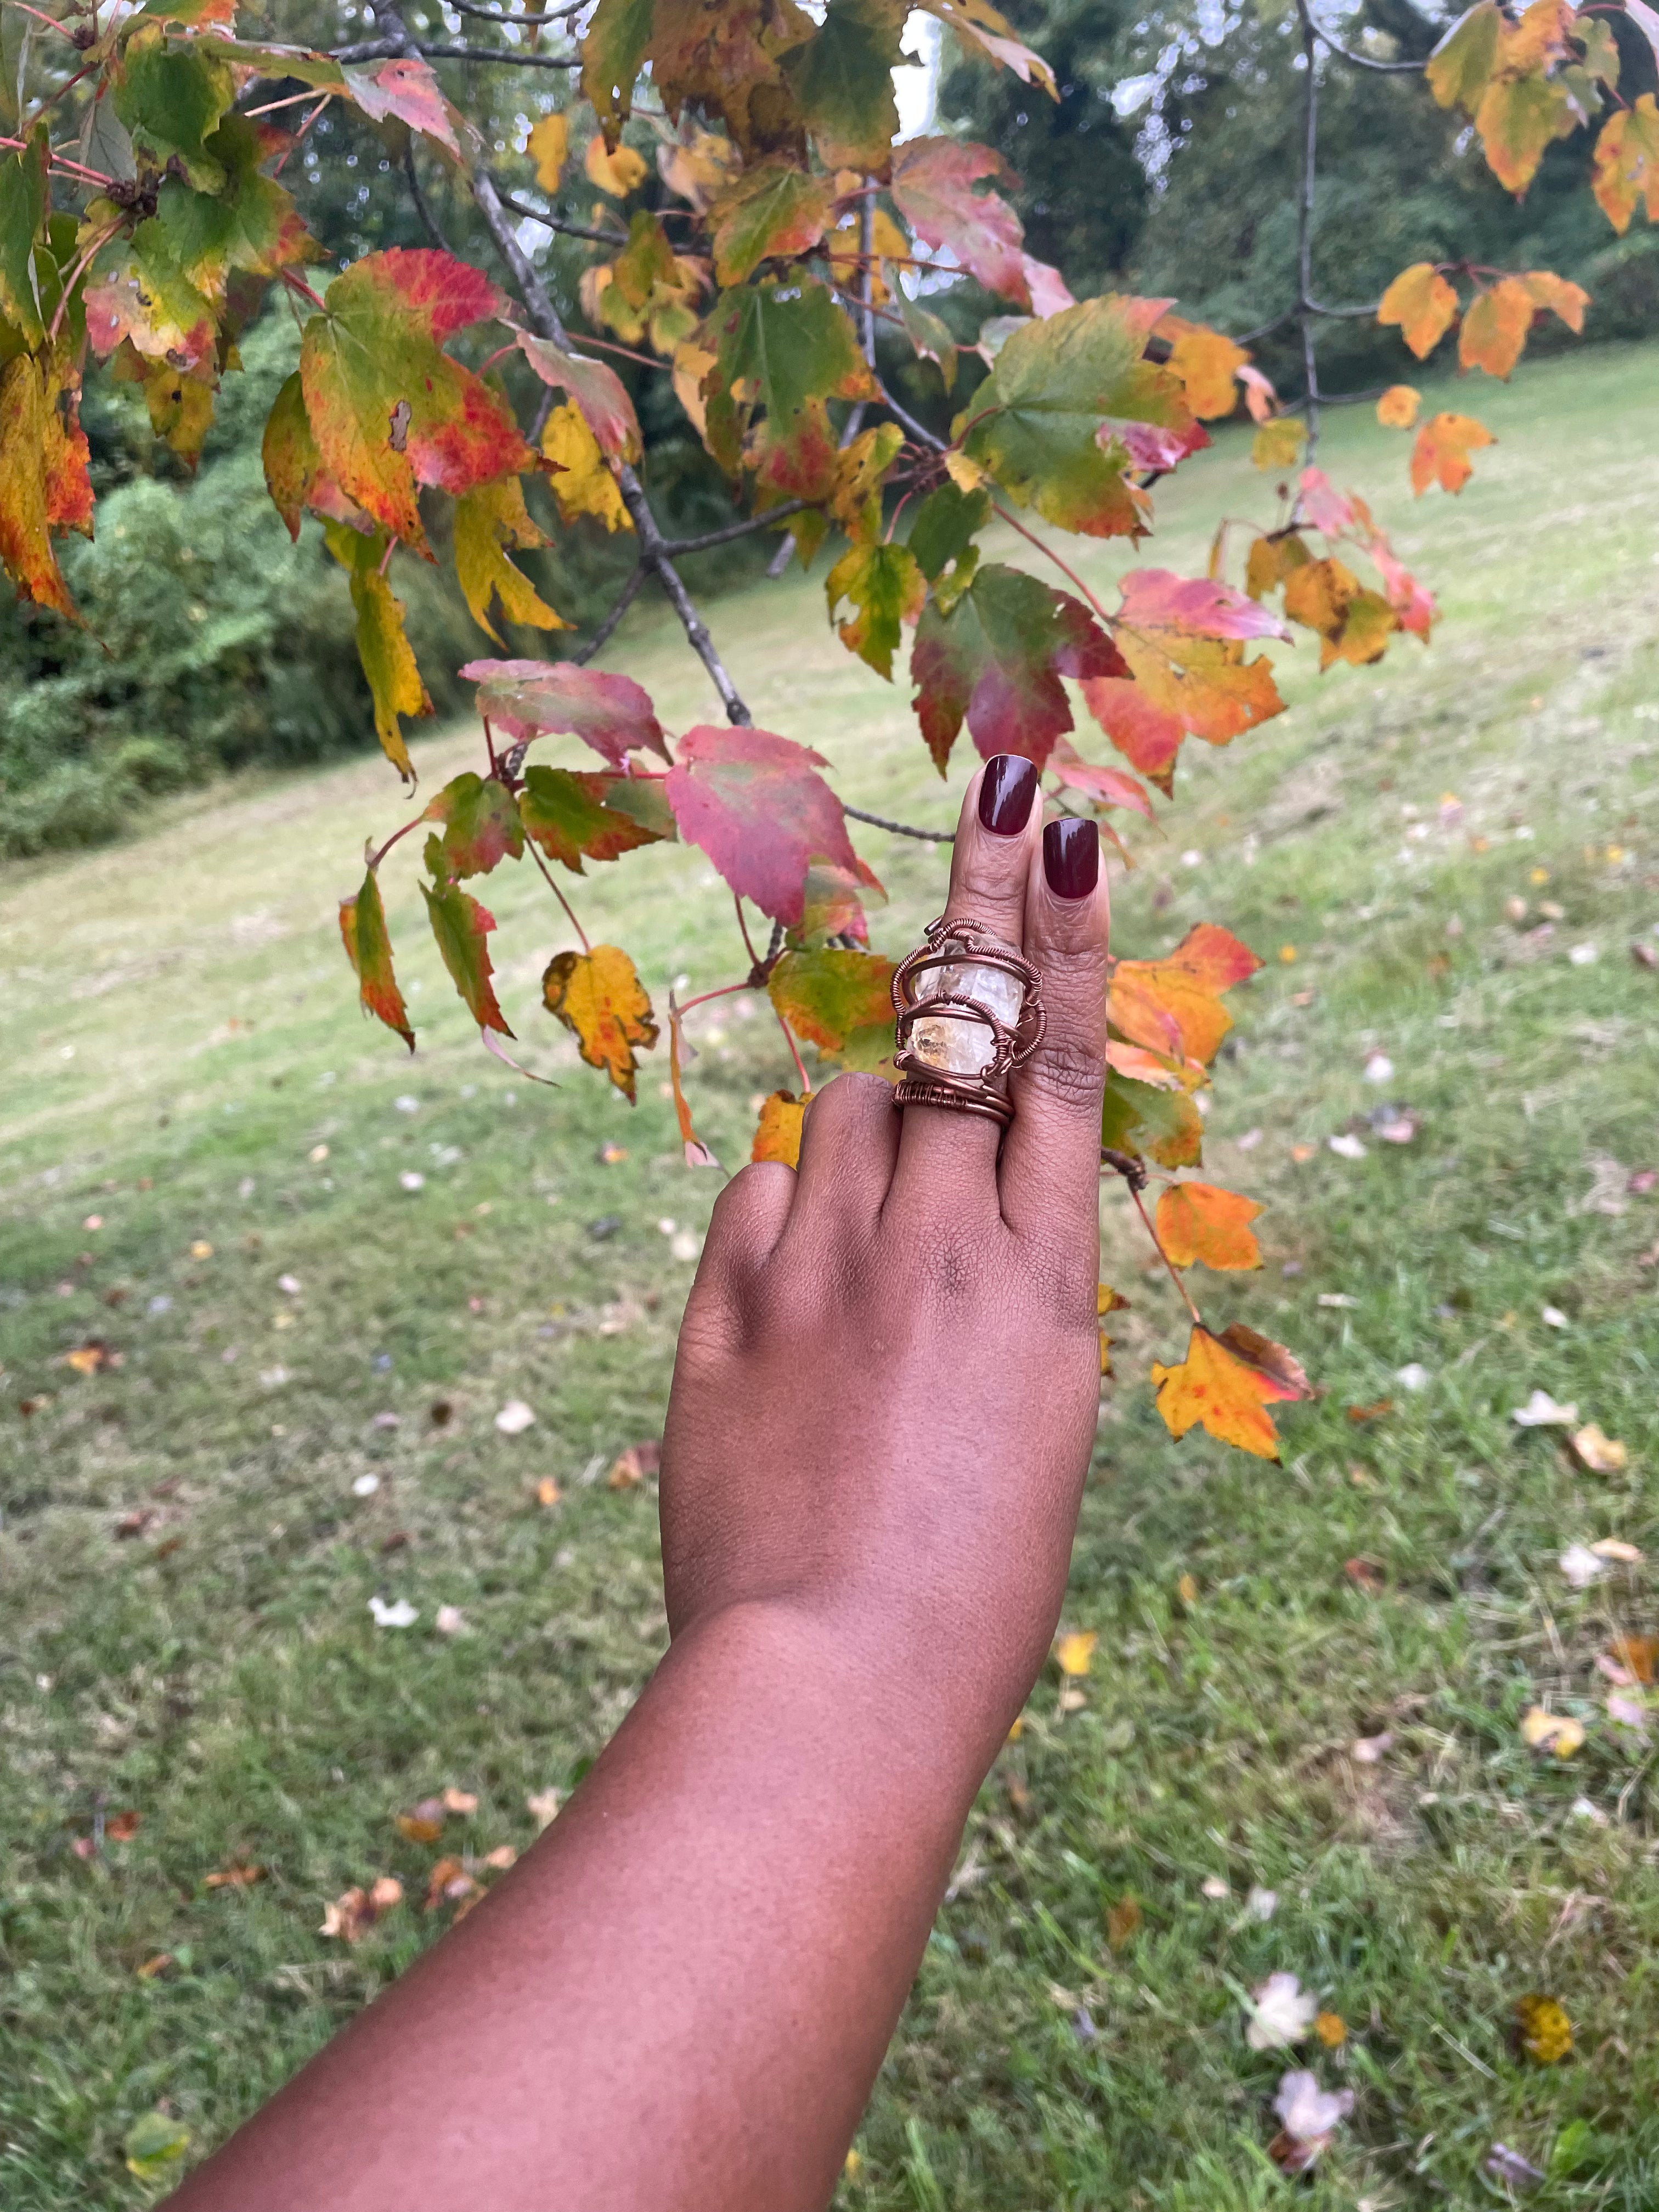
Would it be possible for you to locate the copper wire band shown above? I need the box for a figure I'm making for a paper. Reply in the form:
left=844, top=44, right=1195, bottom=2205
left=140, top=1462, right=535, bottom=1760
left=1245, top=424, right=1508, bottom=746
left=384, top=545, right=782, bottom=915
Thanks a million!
left=893, top=1078, right=1014, bottom=1127
left=889, top=913, right=1044, bottom=1130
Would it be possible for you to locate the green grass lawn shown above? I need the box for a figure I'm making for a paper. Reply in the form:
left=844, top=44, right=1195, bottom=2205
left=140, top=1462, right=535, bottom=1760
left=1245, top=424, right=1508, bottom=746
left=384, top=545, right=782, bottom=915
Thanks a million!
left=4, top=340, right=1659, bottom=2209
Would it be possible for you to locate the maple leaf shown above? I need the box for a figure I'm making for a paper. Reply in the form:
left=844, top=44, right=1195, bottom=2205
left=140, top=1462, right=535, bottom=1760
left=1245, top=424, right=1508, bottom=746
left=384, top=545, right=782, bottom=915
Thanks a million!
left=580, top=0, right=656, bottom=145
left=0, top=130, right=48, bottom=349
left=1155, top=1181, right=1265, bottom=1270
left=667, top=988, right=721, bottom=1166
left=768, top=945, right=896, bottom=1065
left=911, top=563, right=1124, bottom=773
left=666, top=724, right=864, bottom=927
left=1376, top=384, right=1421, bottom=429
left=1083, top=567, right=1285, bottom=782
left=921, top=0, right=1057, bottom=96
left=890, top=136, right=1029, bottom=304
left=1475, top=69, right=1576, bottom=196
left=325, top=523, right=432, bottom=777
left=710, top=162, right=836, bottom=285
left=1592, top=96, right=1659, bottom=233
left=301, top=249, right=529, bottom=556
left=1459, top=276, right=1534, bottom=376
left=526, top=111, right=569, bottom=191
left=752, top=1089, right=808, bottom=1165
left=1163, top=321, right=1250, bottom=420
left=1100, top=1067, right=1204, bottom=1167
left=1283, top=556, right=1397, bottom=670
left=114, top=25, right=235, bottom=190
left=114, top=343, right=218, bottom=467
left=826, top=539, right=927, bottom=679
left=645, top=0, right=817, bottom=161
left=424, top=771, right=525, bottom=878
left=1251, top=417, right=1306, bottom=471
left=1048, top=738, right=1154, bottom=820
left=543, top=944, right=658, bottom=1099
left=518, top=765, right=670, bottom=872
left=540, top=403, right=631, bottom=534
left=586, top=137, right=649, bottom=196
left=1113, top=924, right=1262, bottom=1066
left=960, top=296, right=1195, bottom=539
left=460, top=657, right=668, bottom=767
left=1377, top=262, right=1459, bottom=359
left=1150, top=1322, right=1312, bottom=1462
left=783, top=0, right=907, bottom=171
left=424, top=877, right=512, bottom=1034
left=1427, top=1, right=1502, bottom=111
left=151, top=117, right=324, bottom=305
left=0, top=347, right=93, bottom=620
left=340, top=868, right=414, bottom=1048
left=340, top=55, right=467, bottom=159
left=1522, top=268, right=1590, bottom=331
left=517, top=336, right=642, bottom=465
left=709, top=275, right=870, bottom=439
left=1410, top=411, right=1494, bottom=495
left=84, top=217, right=218, bottom=368
left=454, top=475, right=568, bottom=642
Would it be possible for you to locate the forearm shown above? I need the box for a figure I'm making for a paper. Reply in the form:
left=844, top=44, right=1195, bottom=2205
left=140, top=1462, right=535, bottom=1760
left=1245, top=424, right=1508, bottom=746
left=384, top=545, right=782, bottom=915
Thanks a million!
left=168, top=1600, right=987, bottom=2212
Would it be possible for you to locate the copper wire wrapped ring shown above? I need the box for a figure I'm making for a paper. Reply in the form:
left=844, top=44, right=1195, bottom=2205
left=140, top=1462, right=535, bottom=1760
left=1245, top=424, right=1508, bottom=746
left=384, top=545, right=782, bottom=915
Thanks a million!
left=890, top=915, right=1043, bottom=1130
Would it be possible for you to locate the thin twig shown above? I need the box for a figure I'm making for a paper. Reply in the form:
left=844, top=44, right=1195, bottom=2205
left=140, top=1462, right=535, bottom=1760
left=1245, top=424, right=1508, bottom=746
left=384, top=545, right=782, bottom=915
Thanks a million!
left=1308, top=20, right=1426, bottom=70
left=404, top=137, right=448, bottom=250
left=494, top=188, right=627, bottom=246
left=841, top=805, right=953, bottom=843
left=572, top=562, right=647, bottom=665
left=447, top=0, right=587, bottom=21
left=1126, top=1178, right=1203, bottom=1327
left=662, top=501, right=809, bottom=557
left=330, top=35, right=579, bottom=65
left=990, top=500, right=1113, bottom=625
left=1294, top=0, right=1323, bottom=464
left=527, top=832, right=591, bottom=952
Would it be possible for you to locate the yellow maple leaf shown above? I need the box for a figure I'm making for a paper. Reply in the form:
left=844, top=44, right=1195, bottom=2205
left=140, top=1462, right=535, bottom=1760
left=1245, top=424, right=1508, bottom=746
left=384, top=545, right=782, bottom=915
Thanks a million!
left=1151, top=1322, right=1312, bottom=1462
left=453, top=475, right=568, bottom=642
left=751, top=1090, right=808, bottom=1167
left=585, top=137, right=647, bottom=196
left=543, top=402, right=631, bottom=533
left=526, top=112, right=568, bottom=191
left=1376, top=383, right=1420, bottom=430
left=1055, top=1630, right=1098, bottom=1678
left=541, top=944, right=658, bottom=1099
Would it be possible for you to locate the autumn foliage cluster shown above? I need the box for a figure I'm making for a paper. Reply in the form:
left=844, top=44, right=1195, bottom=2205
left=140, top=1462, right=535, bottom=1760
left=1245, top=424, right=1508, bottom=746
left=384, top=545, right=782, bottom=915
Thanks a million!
left=2, top=0, right=1652, bottom=1457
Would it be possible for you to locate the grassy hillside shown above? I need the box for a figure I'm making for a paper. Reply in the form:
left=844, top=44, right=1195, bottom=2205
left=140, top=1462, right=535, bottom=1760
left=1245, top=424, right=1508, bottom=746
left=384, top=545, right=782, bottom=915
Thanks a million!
left=3, top=343, right=1659, bottom=2208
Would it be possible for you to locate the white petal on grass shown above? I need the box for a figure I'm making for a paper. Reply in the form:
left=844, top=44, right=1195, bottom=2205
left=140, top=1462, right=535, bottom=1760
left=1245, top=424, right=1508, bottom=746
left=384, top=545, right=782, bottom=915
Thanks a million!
left=352, top=1472, right=381, bottom=1498
left=1351, top=1731, right=1393, bottom=1763
left=369, top=1597, right=418, bottom=1629
left=495, top=1400, right=536, bottom=1436
left=1363, top=1052, right=1395, bottom=1084
left=1246, top=1971, right=1317, bottom=2051
left=1395, top=1362, right=1430, bottom=1391
left=1245, top=1884, right=1278, bottom=1921
left=1568, top=942, right=1599, bottom=966
left=395, top=1094, right=419, bottom=1113
left=434, top=1605, right=466, bottom=1635
left=1559, top=1543, right=1607, bottom=1589
left=1513, top=1389, right=1578, bottom=1427
left=1328, top=1133, right=1368, bottom=1160
left=670, top=1231, right=701, bottom=1262
left=1201, top=1875, right=1230, bottom=1898
left=1274, top=2069, right=1355, bottom=2143
left=277, top=1273, right=302, bottom=1296
left=1318, top=1293, right=1357, bottom=1309
left=399, top=1171, right=426, bottom=1192
left=1541, top=1305, right=1569, bottom=1329
left=1569, top=1797, right=1609, bottom=1827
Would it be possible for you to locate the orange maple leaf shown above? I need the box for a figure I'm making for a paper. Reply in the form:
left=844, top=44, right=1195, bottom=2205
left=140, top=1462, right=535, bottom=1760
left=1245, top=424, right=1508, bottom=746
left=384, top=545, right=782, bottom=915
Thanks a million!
left=751, top=1090, right=808, bottom=1167
left=1150, top=1323, right=1312, bottom=1462
left=1459, top=277, right=1534, bottom=377
left=1410, top=413, right=1496, bottom=496
left=1378, top=263, right=1459, bottom=359
left=1155, top=1181, right=1265, bottom=1271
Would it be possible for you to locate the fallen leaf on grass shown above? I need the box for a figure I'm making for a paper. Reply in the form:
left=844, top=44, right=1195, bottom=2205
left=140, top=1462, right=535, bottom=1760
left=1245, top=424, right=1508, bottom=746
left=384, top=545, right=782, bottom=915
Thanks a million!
left=1290, top=1142, right=1316, bottom=1164
left=1328, top=1132, right=1368, bottom=1160
left=136, top=1953, right=174, bottom=1979
left=526, top=1788, right=561, bottom=1829
left=435, top=1605, right=466, bottom=1635
left=204, top=1863, right=264, bottom=1889
left=1559, top=1544, right=1608, bottom=1589
left=1201, top=1875, right=1229, bottom=1898
left=1055, top=1630, right=1098, bottom=1678
left=1344, top=1557, right=1385, bottom=1595
left=608, top=1439, right=661, bottom=1489
left=1106, top=1896, right=1141, bottom=1950
left=1246, top=1971, right=1317, bottom=2050
left=1395, top=1362, right=1430, bottom=1391
left=396, top=1807, right=446, bottom=1844
left=1314, top=2011, right=1347, bottom=2047
left=65, top=1341, right=121, bottom=1375
left=536, top=1477, right=562, bottom=1507
left=1346, top=1397, right=1392, bottom=1424
left=424, top=1856, right=478, bottom=1912
left=1269, top=2069, right=1353, bottom=2171
left=105, top=1810, right=140, bottom=1842
left=1569, top=1424, right=1628, bottom=1474
left=495, top=1399, right=536, bottom=1435
left=442, top=1787, right=478, bottom=1815
left=1515, top=1993, right=1572, bottom=2063
left=1351, top=1731, right=1393, bottom=1763
left=1609, top=1633, right=1658, bottom=1684
left=1520, top=1707, right=1584, bottom=1757
left=1606, top=1690, right=1650, bottom=1732
left=1592, top=1538, right=1641, bottom=1563
left=1485, top=2142, right=1545, bottom=2191
left=115, top=1509, right=155, bottom=1539
left=1513, top=1390, right=1578, bottom=1428
left=124, top=2111, right=191, bottom=2181
left=320, top=1876, right=403, bottom=1942
left=483, top=1843, right=517, bottom=1870
left=1177, top=1571, right=1199, bottom=1607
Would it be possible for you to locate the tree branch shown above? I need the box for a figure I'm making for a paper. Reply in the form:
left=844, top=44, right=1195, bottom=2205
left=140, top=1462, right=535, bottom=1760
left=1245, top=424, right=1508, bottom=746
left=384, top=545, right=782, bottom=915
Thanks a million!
left=840, top=805, right=954, bottom=843
left=572, top=561, right=648, bottom=666
left=494, top=188, right=628, bottom=246
left=331, top=35, right=579, bottom=65
left=1294, top=0, right=1323, bottom=462
left=447, top=0, right=586, bottom=21
left=404, top=137, right=448, bottom=250
left=662, top=501, right=810, bottom=557
left=1307, top=21, right=1426, bottom=71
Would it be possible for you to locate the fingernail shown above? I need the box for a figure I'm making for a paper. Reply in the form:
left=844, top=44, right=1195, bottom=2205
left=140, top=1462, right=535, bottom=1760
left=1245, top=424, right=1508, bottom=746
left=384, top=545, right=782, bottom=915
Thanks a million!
left=1043, top=817, right=1098, bottom=900
left=978, top=754, right=1038, bottom=837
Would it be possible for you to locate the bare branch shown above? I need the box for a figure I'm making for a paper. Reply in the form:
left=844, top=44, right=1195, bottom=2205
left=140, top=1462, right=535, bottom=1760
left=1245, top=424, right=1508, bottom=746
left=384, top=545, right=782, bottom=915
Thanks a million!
left=404, top=137, right=448, bottom=250
left=841, top=805, right=954, bottom=843
left=662, top=502, right=810, bottom=557
left=447, top=0, right=586, bottom=22
left=331, top=34, right=579, bottom=65
left=1307, top=21, right=1426, bottom=71
left=573, top=562, right=648, bottom=667
left=1294, top=0, right=1322, bottom=461
left=495, top=188, right=627, bottom=246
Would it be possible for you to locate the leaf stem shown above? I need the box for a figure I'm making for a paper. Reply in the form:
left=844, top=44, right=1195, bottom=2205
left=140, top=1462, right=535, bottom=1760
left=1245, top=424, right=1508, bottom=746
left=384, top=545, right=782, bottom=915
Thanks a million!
left=526, top=831, right=591, bottom=953
left=988, top=500, right=1114, bottom=627
left=1125, top=1176, right=1202, bottom=1328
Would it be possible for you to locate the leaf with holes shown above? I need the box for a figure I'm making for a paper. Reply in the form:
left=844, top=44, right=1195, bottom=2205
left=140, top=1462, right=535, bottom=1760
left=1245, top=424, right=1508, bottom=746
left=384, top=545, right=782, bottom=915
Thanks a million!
left=1459, top=276, right=1534, bottom=376
left=960, top=296, right=1195, bottom=539
left=461, top=658, right=668, bottom=767
left=425, top=877, right=511, bottom=1034
left=752, top=1089, right=808, bottom=1166
left=768, top=946, right=896, bottom=1065
left=340, top=869, right=414, bottom=1049
left=543, top=944, right=658, bottom=1099
left=710, top=162, right=836, bottom=286
left=1592, top=96, right=1659, bottom=233
left=911, top=562, right=1126, bottom=773
left=1152, top=1322, right=1312, bottom=1462
left=665, top=724, right=862, bottom=929
left=325, top=523, right=431, bottom=777
left=1156, top=1182, right=1264, bottom=1271
left=825, top=539, right=926, bottom=679
left=519, top=764, right=669, bottom=871
left=783, top=0, right=907, bottom=171
left=301, top=249, right=528, bottom=556
left=424, top=772, right=524, bottom=879
left=1378, top=262, right=1459, bottom=359
left=454, top=475, right=568, bottom=642
left=1410, top=411, right=1494, bottom=495
left=890, top=136, right=1028, bottom=304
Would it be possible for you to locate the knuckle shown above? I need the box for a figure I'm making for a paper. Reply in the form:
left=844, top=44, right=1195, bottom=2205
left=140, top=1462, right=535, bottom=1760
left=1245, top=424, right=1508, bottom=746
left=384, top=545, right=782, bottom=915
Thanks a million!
left=1025, top=1031, right=1105, bottom=1116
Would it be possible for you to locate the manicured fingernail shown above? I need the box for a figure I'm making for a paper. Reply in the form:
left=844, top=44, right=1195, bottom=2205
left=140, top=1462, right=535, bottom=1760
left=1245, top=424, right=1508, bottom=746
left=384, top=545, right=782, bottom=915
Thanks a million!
left=1043, top=816, right=1098, bottom=900
left=978, top=754, right=1038, bottom=837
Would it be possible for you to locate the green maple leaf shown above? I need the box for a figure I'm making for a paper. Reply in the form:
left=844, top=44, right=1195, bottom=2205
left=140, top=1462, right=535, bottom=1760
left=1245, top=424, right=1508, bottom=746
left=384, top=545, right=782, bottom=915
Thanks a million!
left=518, top=765, right=669, bottom=873
left=114, top=25, right=235, bottom=190
left=340, top=868, right=414, bottom=1049
left=710, top=275, right=868, bottom=432
left=768, top=946, right=895, bottom=1063
left=710, top=163, right=835, bottom=286
left=581, top=0, right=657, bottom=144
left=782, top=0, right=906, bottom=172
left=960, top=296, right=1194, bottom=539
left=424, top=771, right=525, bottom=878
left=423, top=876, right=512, bottom=1034
left=825, top=539, right=925, bottom=680
left=0, top=128, right=47, bottom=349
left=151, top=115, right=322, bottom=301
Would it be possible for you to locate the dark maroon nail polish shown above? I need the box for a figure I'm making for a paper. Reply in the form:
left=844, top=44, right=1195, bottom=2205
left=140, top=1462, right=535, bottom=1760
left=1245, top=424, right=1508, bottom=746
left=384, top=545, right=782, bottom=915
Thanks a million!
left=1043, top=816, right=1098, bottom=900
left=978, top=753, right=1038, bottom=837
